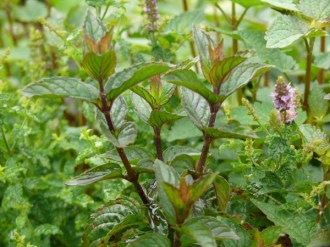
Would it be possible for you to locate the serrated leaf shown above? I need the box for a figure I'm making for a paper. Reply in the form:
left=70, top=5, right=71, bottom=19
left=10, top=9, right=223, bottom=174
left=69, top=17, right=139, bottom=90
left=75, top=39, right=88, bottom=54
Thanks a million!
left=265, top=15, right=309, bottom=48
left=261, top=0, right=298, bottom=11
left=220, top=62, right=272, bottom=98
left=111, top=97, right=128, bottom=130
left=165, top=69, right=220, bottom=104
left=154, top=159, right=180, bottom=225
left=163, top=146, right=200, bottom=164
left=164, top=8, right=204, bottom=34
left=213, top=175, right=230, bottom=212
left=34, top=224, right=62, bottom=236
left=148, top=110, right=183, bottom=128
left=127, top=233, right=171, bottom=247
left=209, top=55, right=247, bottom=86
left=22, top=77, right=99, bottom=103
left=308, top=83, right=328, bottom=121
left=239, top=30, right=296, bottom=71
left=131, top=86, right=157, bottom=108
left=101, top=214, right=149, bottom=246
left=298, top=0, right=330, bottom=20
left=65, top=163, right=122, bottom=186
left=252, top=199, right=318, bottom=245
left=180, top=88, right=210, bottom=129
left=82, top=197, right=143, bottom=247
left=205, top=122, right=258, bottom=140
left=105, top=63, right=171, bottom=100
left=193, top=26, right=215, bottom=81
left=180, top=221, right=216, bottom=247
left=82, top=50, right=116, bottom=82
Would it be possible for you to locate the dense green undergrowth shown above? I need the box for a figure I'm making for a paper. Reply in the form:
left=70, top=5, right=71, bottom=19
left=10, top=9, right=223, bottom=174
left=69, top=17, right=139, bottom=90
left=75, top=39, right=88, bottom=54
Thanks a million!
left=1, top=0, right=330, bottom=246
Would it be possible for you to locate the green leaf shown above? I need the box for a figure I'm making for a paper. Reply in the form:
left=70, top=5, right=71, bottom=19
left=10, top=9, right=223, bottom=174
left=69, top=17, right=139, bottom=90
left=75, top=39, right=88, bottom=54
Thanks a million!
left=261, top=0, right=298, bottom=11
left=101, top=214, right=149, bottom=246
left=148, top=110, right=183, bottom=128
left=307, top=230, right=330, bottom=247
left=65, top=163, right=122, bottom=186
left=180, top=88, right=210, bottom=129
left=162, top=182, right=186, bottom=221
left=82, top=197, right=143, bottom=247
left=193, top=26, right=214, bottom=81
left=127, top=233, right=171, bottom=247
left=232, top=0, right=262, bottom=7
left=111, top=97, right=128, bottom=130
left=308, top=83, right=328, bottom=121
left=34, top=224, right=63, bottom=236
left=164, top=8, right=204, bottom=34
left=105, top=63, right=171, bottom=100
left=82, top=50, right=116, bottom=82
left=180, top=221, right=217, bottom=247
left=163, top=146, right=200, bottom=164
left=220, top=62, right=272, bottom=98
left=83, top=11, right=107, bottom=43
left=131, top=92, right=152, bottom=123
left=158, top=84, right=176, bottom=106
left=22, top=77, right=99, bottom=103
left=325, top=93, right=330, bottom=100
left=314, top=52, right=330, bottom=69
left=131, top=86, right=157, bottom=108
left=205, top=122, right=258, bottom=140
left=165, top=69, right=220, bottom=104
left=14, top=0, right=48, bottom=22
left=190, top=173, right=217, bottom=203
left=298, top=0, right=330, bottom=19
left=102, top=146, right=151, bottom=164
left=265, top=15, right=309, bottom=48
left=209, top=55, right=247, bottom=86
left=213, top=175, right=230, bottom=212
left=239, top=30, right=296, bottom=71
left=252, top=199, right=318, bottom=245
left=154, top=159, right=180, bottom=225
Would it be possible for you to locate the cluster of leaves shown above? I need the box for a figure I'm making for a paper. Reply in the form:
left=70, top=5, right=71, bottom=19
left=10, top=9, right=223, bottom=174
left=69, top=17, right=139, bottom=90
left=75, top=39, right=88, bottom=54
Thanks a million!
left=1, top=0, right=330, bottom=246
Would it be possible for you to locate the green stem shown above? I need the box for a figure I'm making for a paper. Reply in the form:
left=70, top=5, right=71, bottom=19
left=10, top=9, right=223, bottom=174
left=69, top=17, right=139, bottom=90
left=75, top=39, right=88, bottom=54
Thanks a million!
left=317, top=31, right=326, bottom=84
left=214, top=3, right=231, bottom=25
left=303, top=37, right=315, bottom=111
left=1, top=126, right=11, bottom=154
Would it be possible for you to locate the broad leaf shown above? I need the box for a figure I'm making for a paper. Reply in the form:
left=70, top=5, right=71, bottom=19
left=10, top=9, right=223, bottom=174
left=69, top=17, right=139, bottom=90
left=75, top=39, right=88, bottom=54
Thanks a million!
left=307, top=230, right=330, bottom=247
left=265, top=15, right=309, bottom=48
left=83, top=11, right=107, bottom=43
left=111, top=97, right=128, bottom=130
left=190, top=173, right=217, bottom=203
left=164, top=8, right=204, bottom=34
left=213, top=175, right=230, bottom=212
left=261, top=0, right=298, bottom=11
left=314, top=52, right=330, bottom=69
left=131, top=86, right=157, bottom=108
left=205, top=122, right=258, bottom=140
left=165, top=69, right=220, bottom=104
left=105, top=63, right=171, bottom=100
left=22, top=77, right=99, bottom=103
left=180, top=88, right=210, bottom=129
left=127, top=233, right=171, bottom=247
left=232, top=0, right=262, bottom=7
left=131, top=92, right=152, bottom=123
left=158, top=84, right=176, bottom=106
left=163, top=146, right=200, bottom=164
left=180, top=221, right=217, bottom=247
left=298, top=0, right=330, bottom=20
left=66, top=163, right=122, bottom=186
left=82, top=197, right=143, bottom=247
left=148, top=110, right=183, bottom=128
left=82, top=50, right=116, bottom=82
left=162, top=182, right=186, bottom=222
left=252, top=199, right=318, bottom=245
left=102, top=146, right=151, bottom=164
left=325, top=93, right=330, bottom=100
left=154, top=159, right=180, bottom=225
left=220, top=62, right=272, bottom=99
left=251, top=226, right=282, bottom=247
left=308, top=83, right=328, bottom=122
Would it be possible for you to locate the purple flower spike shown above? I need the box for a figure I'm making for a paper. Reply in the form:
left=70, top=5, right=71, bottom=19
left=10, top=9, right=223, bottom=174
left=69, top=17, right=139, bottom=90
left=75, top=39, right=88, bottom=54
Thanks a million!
left=271, top=77, right=297, bottom=124
left=144, top=0, right=159, bottom=31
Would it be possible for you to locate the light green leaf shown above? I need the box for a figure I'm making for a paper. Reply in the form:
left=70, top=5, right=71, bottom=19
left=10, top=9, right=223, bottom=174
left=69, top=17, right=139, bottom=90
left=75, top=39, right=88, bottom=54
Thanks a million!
left=190, top=173, right=218, bottom=203
left=148, top=110, right=183, bottom=128
left=261, top=0, right=298, bottom=11
left=307, top=230, right=330, bottom=247
left=154, top=159, right=180, bottom=225
left=220, top=62, right=272, bottom=98
left=180, top=88, right=210, bottom=129
left=163, top=146, right=200, bottom=164
left=180, top=221, right=216, bottom=247
left=308, top=83, right=328, bottom=121
left=83, top=11, right=107, bottom=42
left=164, top=8, right=204, bottom=34
left=213, top=175, right=230, bottom=212
left=105, top=63, right=171, bottom=100
left=65, top=163, right=122, bottom=186
left=314, top=52, right=330, bottom=69
left=82, top=50, right=116, bottom=82
left=206, top=122, right=258, bottom=140
left=34, top=224, right=63, bottom=236
left=127, top=233, right=171, bottom=247
left=131, top=86, right=157, bottom=108
left=158, top=84, right=176, bottom=106
left=14, top=0, right=48, bottom=22
left=111, top=97, right=128, bottom=130
left=162, top=182, right=186, bottom=221
left=22, top=77, right=99, bottom=103
left=232, top=0, right=262, bottom=7
left=325, top=93, right=330, bottom=100
left=298, top=0, right=330, bottom=19
left=165, top=69, right=220, bottom=104
left=252, top=199, right=318, bottom=245
left=131, top=92, right=152, bottom=123
left=265, top=15, right=309, bottom=48
left=239, top=30, right=296, bottom=71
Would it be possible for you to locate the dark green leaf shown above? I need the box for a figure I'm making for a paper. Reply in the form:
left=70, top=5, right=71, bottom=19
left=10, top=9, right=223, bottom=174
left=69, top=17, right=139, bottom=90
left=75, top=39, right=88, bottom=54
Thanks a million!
left=213, top=175, right=230, bottom=212
left=102, top=146, right=151, bottom=164
left=131, top=92, right=152, bottom=123
left=22, top=77, right=99, bottom=103
left=180, top=221, right=217, bottom=247
left=111, top=97, right=128, bottom=130
left=127, top=233, right=171, bottom=247
left=163, top=182, right=186, bottom=221
left=131, top=86, right=157, bottom=108
left=205, top=122, right=258, bottom=140
left=148, top=110, right=184, bottom=128
left=82, top=50, right=116, bottom=82
left=105, top=63, right=171, bottom=100
left=163, top=146, right=200, bottom=164
left=190, top=173, right=217, bottom=203
left=66, top=163, right=122, bottom=186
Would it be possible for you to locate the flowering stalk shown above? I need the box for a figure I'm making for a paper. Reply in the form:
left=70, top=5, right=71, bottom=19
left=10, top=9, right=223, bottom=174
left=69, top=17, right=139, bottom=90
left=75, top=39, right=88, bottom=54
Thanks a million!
left=271, top=77, right=298, bottom=124
left=144, top=0, right=160, bottom=32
